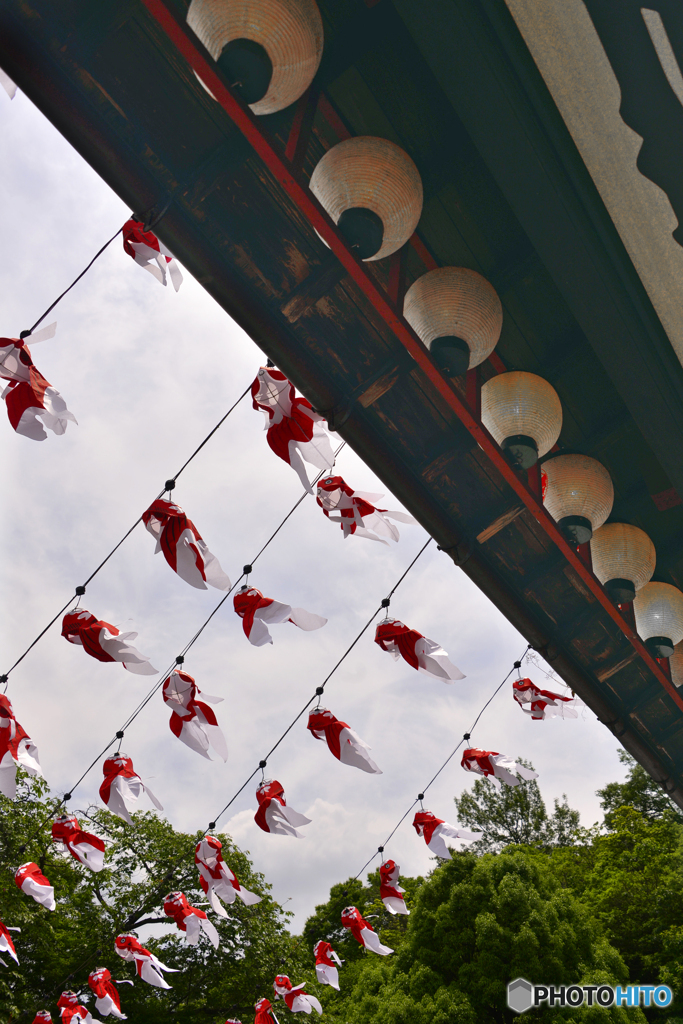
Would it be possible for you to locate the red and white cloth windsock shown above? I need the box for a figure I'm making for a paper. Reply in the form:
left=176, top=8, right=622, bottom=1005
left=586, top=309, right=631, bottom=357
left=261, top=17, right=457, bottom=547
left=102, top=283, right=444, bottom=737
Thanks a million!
left=32, top=1014, right=52, bottom=1024
left=142, top=500, right=231, bottom=591
left=379, top=860, right=409, bottom=915
left=114, top=934, right=178, bottom=988
left=412, top=810, right=483, bottom=860
left=0, top=693, right=42, bottom=799
left=254, top=780, right=311, bottom=838
left=0, top=324, right=77, bottom=440
left=512, top=678, right=580, bottom=721
left=57, top=991, right=97, bottom=1024
left=340, top=906, right=393, bottom=955
left=99, top=753, right=163, bottom=825
left=51, top=815, right=105, bottom=872
left=122, top=219, right=182, bottom=290
left=306, top=708, right=381, bottom=775
left=88, top=969, right=129, bottom=1020
left=252, top=366, right=335, bottom=492
left=316, top=475, right=417, bottom=543
left=233, top=586, right=327, bottom=647
left=0, top=919, right=20, bottom=965
left=273, top=976, right=322, bottom=1015
left=374, top=619, right=465, bottom=682
left=61, top=609, right=157, bottom=676
left=15, top=862, right=56, bottom=910
left=194, top=835, right=261, bottom=916
left=313, top=940, right=343, bottom=990
left=163, top=891, right=220, bottom=948
left=162, top=670, right=228, bottom=762
left=255, top=998, right=278, bottom=1024
left=461, top=747, right=538, bottom=790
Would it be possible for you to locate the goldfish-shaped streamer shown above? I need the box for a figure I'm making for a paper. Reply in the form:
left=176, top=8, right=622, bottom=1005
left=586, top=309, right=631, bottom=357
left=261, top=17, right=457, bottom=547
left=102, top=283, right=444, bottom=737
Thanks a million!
left=61, top=609, right=157, bottom=676
left=162, top=670, right=228, bottom=761
left=306, top=708, right=381, bottom=774
left=0, top=694, right=42, bottom=799
left=142, top=499, right=231, bottom=592
left=461, top=747, right=538, bottom=789
left=316, top=475, right=416, bottom=543
left=379, top=860, right=408, bottom=915
left=252, top=366, right=335, bottom=492
left=273, top=976, right=322, bottom=1015
left=254, top=780, right=311, bottom=838
left=374, top=619, right=464, bottom=682
left=99, top=753, right=163, bottom=825
left=114, top=934, right=178, bottom=988
left=57, top=991, right=97, bottom=1024
left=0, top=323, right=76, bottom=440
left=88, top=969, right=131, bottom=1020
left=163, top=891, right=219, bottom=948
left=512, top=678, right=580, bottom=721
left=412, top=810, right=482, bottom=860
left=0, top=919, right=20, bottom=965
left=194, top=835, right=261, bottom=915
left=314, top=940, right=343, bottom=989
left=122, top=219, right=182, bottom=290
left=255, top=998, right=277, bottom=1024
left=32, top=1015, right=52, bottom=1024
left=233, top=586, right=326, bottom=647
left=341, top=906, right=393, bottom=955
left=52, top=815, right=105, bottom=872
left=15, top=862, right=55, bottom=910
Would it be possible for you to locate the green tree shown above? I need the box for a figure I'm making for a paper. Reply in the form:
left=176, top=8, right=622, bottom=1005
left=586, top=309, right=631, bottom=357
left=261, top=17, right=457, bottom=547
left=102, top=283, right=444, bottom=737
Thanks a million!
left=597, top=751, right=683, bottom=826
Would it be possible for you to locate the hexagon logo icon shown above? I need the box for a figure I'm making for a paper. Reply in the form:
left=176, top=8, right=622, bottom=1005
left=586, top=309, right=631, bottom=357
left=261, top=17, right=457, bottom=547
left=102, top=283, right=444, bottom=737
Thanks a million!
left=508, top=977, right=533, bottom=1014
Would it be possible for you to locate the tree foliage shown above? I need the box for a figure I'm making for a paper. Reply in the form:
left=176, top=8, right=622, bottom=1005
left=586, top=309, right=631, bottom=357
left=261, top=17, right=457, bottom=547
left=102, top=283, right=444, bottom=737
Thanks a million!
left=596, top=750, right=683, bottom=826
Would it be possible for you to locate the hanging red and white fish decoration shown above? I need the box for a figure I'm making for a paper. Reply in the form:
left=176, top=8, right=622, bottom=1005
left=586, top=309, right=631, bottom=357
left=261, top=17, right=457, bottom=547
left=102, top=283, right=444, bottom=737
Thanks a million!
left=379, top=860, right=408, bottom=915
left=88, top=969, right=130, bottom=1020
left=15, top=862, right=55, bottom=911
left=61, top=609, right=157, bottom=676
left=163, top=891, right=219, bottom=948
left=341, top=906, right=393, bottom=955
left=51, top=815, right=105, bottom=873
left=0, top=694, right=42, bottom=799
left=99, top=753, right=163, bottom=825
left=255, top=998, right=277, bottom=1024
left=316, top=476, right=416, bottom=543
left=254, top=780, right=311, bottom=838
left=57, top=991, right=95, bottom=1024
left=233, top=586, right=326, bottom=647
left=461, top=747, right=538, bottom=789
left=142, top=500, right=231, bottom=592
left=194, top=835, right=261, bottom=915
left=313, top=940, right=343, bottom=990
left=114, top=934, right=178, bottom=988
left=306, top=708, right=381, bottom=774
left=0, top=919, right=20, bottom=965
left=162, top=670, right=228, bottom=761
left=0, top=324, right=77, bottom=441
left=252, top=366, right=335, bottom=492
left=374, top=619, right=464, bottom=682
left=273, top=976, right=322, bottom=1015
left=32, top=1015, right=52, bottom=1024
left=412, top=810, right=482, bottom=860
left=512, top=678, right=580, bottom=721
left=121, top=219, right=182, bottom=290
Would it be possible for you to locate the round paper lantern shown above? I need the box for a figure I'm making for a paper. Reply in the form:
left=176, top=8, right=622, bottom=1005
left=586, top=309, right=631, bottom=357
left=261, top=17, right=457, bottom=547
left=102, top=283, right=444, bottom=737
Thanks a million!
left=670, top=642, right=683, bottom=686
left=541, top=454, right=613, bottom=544
left=309, top=137, right=423, bottom=261
left=590, top=523, right=656, bottom=604
left=634, top=582, right=683, bottom=658
left=187, top=0, right=323, bottom=115
left=481, top=371, right=562, bottom=469
left=403, top=267, right=502, bottom=377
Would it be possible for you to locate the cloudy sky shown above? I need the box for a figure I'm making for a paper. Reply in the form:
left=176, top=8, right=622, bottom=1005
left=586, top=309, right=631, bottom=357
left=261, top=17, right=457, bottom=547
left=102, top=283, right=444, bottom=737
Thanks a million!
left=0, top=85, right=628, bottom=936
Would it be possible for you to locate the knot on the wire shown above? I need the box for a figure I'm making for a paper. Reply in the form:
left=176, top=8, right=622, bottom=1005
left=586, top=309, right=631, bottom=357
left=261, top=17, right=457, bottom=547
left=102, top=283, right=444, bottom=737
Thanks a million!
left=75, top=585, right=86, bottom=596
left=417, top=793, right=424, bottom=801
left=208, top=821, right=216, bottom=830
left=463, top=733, right=471, bottom=740
left=0, top=674, right=7, bottom=684
left=259, top=760, right=267, bottom=769
left=243, top=564, right=253, bottom=575
left=116, top=731, right=124, bottom=739
left=165, top=479, right=176, bottom=492
left=315, top=686, right=324, bottom=696
left=175, top=655, right=185, bottom=665
left=19, top=330, right=31, bottom=339
left=378, top=846, right=384, bottom=853
left=381, top=598, right=391, bottom=608
left=63, top=792, right=72, bottom=801
left=18, top=844, right=26, bottom=855
left=513, top=661, right=522, bottom=669
left=266, top=359, right=275, bottom=368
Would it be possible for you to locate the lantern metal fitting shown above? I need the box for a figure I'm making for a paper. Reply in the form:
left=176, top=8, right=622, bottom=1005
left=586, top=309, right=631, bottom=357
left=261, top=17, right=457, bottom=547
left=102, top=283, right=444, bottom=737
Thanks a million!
left=481, top=371, right=562, bottom=469
left=541, top=453, right=614, bottom=545
left=187, top=0, right=323, bottom=114
left=309, top=136, right=423, bottom=261
left=403, top=266, right=502, bottom=377
left=590, top=523, right=656, bottom=604
left=634, top=581, right=683, bottom=659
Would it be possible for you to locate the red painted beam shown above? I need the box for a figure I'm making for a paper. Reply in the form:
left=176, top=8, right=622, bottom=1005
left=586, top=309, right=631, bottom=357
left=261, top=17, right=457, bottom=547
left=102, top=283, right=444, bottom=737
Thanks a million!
left=139, top=0, right=683, bottom=713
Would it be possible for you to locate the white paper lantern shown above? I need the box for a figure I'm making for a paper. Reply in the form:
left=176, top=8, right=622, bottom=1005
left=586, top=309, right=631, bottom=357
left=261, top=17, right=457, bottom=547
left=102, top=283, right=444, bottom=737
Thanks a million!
left=634, top=582, right=683, bottom=658
left=541, top=454, right=614, bottom=544
left=670, top=642, right=683, bottom=686
left=187, top=0, right=323, bottom=115
left=309, top=136, right=423, bottom=261
left=590, top=523, right=656, bottom=604
left=480, top=371, right=562, bottom=469
left=403, top=266, right=502, bottom=377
